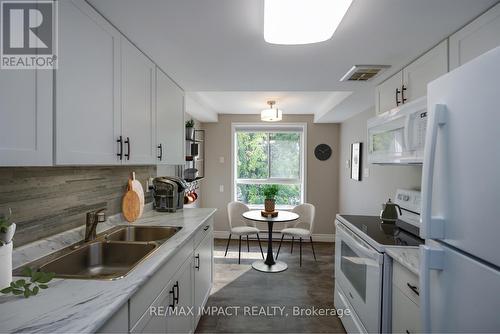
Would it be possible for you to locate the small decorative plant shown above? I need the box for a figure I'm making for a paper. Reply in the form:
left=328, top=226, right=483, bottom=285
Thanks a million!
left=185, top=119, right=195, bottom=140
left=1, top=267, right=55, bottom=298
left=0, top=209, right=15, bottom=246
left=262, top=185, right=279, bottom=212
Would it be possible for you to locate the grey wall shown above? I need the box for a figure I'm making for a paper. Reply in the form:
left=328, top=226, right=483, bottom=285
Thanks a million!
left=201, top=114, right=340, bottom=236
left=338, top=108, right=422, bottom=215
left=0, top=166, right=156, bottom=247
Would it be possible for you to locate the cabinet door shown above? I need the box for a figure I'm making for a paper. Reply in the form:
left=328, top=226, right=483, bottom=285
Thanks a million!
left=375, top=71, right=403, bottom=115
left=193, top=233, right=213, bottom=327
left=0, top=71, right=52, bottom=166
left=122, top=40, right=156, bottom=165
left=156, top=68, right=185, bottom=165
left=392, top=285, right=420, bottom=334
left=166, top=259, right=194, bottom=334
left=130, top=283, right=171, bottom=333
left=449, top=3, right=500, bottom=70
left=403, top=40, right=448, bottom=103
left=56, top=0, right=121, bottom=165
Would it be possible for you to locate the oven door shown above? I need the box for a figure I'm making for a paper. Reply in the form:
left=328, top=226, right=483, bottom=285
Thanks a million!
left=335, top=221, right=384, bottom=333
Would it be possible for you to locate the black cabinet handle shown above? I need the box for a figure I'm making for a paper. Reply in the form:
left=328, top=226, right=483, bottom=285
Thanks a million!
left=157, top=143, right=163, bottom=161
left=174, top=281, right=179, bottom=304
left=396, top=88, right=402, bottom=106
left=402, top=85, right=408, bottom=104
left=195, top=254, right=200, bottom=270
left=124, top=137, right=130, bottom=160
left=204, top=225, right=209, bottom=231
left=406, top=330, right=410, bottom=334
left=169, top=285, right=175, bottom=309
left=407, top=282, right=419, bottom=295
left=116, top=136, right=123, bottom=160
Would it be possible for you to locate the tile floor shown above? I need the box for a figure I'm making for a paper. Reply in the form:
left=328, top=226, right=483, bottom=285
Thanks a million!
left=195, top=238, right=346, bottom=333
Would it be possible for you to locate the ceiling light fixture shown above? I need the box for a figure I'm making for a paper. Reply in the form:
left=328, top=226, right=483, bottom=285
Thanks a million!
left=261, top=101, right=282, bottom=122
left=264, top=0, right=353, bottom=45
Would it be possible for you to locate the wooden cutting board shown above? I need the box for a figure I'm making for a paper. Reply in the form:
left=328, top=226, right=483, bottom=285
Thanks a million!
left=122, top=179, right=141, bottom=223
left=130, top=172, right=145, bottom=217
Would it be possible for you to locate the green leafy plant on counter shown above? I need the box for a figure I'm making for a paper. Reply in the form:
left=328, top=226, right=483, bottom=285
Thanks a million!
left=185, top=119, right=195, bottom=128
left=0, top=216, right=10, bottom=233
left=262, top=184, right=279, bottom=200
left=1, top=268, right=55, bottom=298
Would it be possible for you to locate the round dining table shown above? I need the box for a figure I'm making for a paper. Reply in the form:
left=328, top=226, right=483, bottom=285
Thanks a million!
left=242, top=210, right=299, bottom=273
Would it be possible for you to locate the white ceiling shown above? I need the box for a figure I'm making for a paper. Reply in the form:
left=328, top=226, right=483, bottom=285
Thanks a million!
left=89, top=0, right=497, bottom=122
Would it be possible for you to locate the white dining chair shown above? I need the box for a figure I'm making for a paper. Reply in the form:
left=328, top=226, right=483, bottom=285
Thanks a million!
left=276, top=203, right=316, bottom=266
left=226, top=201, right=264, bottom=264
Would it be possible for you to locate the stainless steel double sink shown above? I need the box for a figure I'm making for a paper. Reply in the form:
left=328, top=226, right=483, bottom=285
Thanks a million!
left=14, top=226, right=182, bottom=280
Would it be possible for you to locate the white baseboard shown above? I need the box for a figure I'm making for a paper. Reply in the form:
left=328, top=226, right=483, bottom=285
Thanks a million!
left=213, top=231, right=335, bottom=243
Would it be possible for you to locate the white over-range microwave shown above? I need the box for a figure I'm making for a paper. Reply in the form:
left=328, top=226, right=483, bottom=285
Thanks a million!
left=367, top=96, right=428, bottom=164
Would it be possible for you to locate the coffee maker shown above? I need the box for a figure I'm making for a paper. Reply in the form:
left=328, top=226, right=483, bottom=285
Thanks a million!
left=152, top=176, right=187, bottom=212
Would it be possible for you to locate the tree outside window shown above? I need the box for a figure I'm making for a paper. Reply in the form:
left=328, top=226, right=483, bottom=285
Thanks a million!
left=234, top=126, right=305, bottom=207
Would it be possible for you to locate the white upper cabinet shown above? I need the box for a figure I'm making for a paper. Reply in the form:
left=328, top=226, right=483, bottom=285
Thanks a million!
left=156, top=68, right=185, bottom=165
left=121, top=40, right=156, bottom=165
left=403, top=40, right=448, bottom=102
left=0, top=69, right=52, bottom=166
left=56, top=0, right=121, bottom=165
left=376, top=70, right=403, bottom=115
left=376, top=41, right=448, bottom=115
left=449, top=3, right=500, bottom=70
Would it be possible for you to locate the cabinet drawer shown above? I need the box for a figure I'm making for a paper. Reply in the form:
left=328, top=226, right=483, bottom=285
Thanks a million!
left=392, top=285, right=420, bottom=334
left=129, top=238, right=193, bottom=327
left=194, top=218, right=213, bottom=249
left=393, top=261, right=420, bottom=305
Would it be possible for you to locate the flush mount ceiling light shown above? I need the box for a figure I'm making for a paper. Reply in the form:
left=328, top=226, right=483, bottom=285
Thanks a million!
left=261, top=101, right=283, bottom=122
left=264, top=0, right=353, bottom=45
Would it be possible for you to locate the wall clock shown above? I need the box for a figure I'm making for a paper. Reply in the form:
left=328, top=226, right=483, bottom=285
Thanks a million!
left=314, top=144, right=332, bottom=161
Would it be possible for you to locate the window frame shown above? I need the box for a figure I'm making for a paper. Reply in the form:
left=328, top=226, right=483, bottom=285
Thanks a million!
left=231, top=123, right=307, bottom=209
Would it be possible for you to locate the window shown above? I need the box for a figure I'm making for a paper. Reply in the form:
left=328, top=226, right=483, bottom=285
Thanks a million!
left=232, top=124, right=306, bottom=208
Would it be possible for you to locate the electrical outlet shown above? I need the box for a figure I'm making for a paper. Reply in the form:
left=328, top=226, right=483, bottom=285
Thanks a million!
left=219, top=156, right=225, bottom=164
left=346, top=159, right=350, bottom=169
left=363, top=168, right=370, bottom=178
left=219, top=185, right=224, bottom=193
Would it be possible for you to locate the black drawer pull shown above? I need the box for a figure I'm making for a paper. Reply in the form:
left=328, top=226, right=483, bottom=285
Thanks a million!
left=396, top=88, right=402, bottom=106
left=169, top=285, right=175, bottom=309
left=402, top=85, right=408, bottom=103
left=407, top=282, right=419, bottom=296
left=195, top=254, right=200, bottom=270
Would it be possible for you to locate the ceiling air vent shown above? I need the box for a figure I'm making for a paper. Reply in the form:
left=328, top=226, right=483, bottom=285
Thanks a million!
left=340, top=65, right=390, bottom=82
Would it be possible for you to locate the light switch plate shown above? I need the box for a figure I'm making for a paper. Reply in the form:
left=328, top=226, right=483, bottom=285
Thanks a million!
left=219, top=185, right=224, bottom=192
left=363, top=168, right=370, bottom=178
left=346, top=159, right=350, bottom=169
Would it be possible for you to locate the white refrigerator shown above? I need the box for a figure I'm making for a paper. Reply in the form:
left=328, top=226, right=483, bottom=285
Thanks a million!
left=420, top=46, right=500, bottom=332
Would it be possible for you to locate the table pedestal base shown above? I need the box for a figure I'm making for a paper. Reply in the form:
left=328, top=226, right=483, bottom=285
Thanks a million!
left=252, top=260, right=287, bottom=273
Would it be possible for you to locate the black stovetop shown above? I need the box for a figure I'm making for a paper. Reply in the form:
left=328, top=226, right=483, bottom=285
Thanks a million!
left=339, top=215, right=424, bottom=247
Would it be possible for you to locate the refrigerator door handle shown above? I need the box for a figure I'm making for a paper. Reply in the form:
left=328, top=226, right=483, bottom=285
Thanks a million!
left=420, top=245, right=444, bottom=333
left=421, top=104, right=447, bottom=238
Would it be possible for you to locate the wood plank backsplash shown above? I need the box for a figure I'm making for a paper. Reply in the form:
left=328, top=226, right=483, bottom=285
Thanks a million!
left=0, top=166, right=156, bottom=247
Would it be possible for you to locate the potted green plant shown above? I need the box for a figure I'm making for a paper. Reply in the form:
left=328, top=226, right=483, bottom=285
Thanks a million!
left=262, top=185, right=279, bottom=212
left=0, top=209, right=15, bottom=289
left=185, top=119, right=195, bottom=140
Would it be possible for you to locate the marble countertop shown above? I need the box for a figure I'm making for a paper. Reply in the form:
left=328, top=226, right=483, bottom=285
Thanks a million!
left=0, top=207, right=216, bottom=333
left=385, top=246, right=420, bottom=275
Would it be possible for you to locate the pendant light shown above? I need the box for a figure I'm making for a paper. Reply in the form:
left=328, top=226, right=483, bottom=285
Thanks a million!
left=261, top=101, right=283, bottom=122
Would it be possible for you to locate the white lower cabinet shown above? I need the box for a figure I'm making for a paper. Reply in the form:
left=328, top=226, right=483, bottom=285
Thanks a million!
left=113, top=219, right=213, bottom=334
left=166, top=258, right=194, bottom=333
left=391, top=262, right=420, bottom=334
left=193, top=232, right=214, bottom=325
